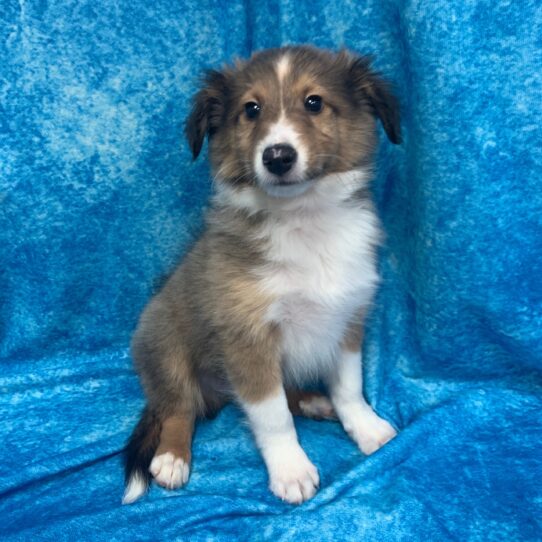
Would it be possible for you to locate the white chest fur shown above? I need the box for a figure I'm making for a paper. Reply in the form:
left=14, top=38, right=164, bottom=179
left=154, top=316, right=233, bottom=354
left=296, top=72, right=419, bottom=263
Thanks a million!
left=253, top=172, right=382, bottom=385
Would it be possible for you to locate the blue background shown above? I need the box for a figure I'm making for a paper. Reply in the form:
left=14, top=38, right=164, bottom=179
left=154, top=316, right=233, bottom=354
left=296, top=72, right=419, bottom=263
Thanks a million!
left=1, top=1, right=541, bottom=540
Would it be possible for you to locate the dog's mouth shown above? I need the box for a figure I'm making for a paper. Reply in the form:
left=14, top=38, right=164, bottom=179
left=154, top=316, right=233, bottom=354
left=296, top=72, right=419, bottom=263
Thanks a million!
left=255, top=163, right=333, bottom=197
left=273, top=178, right=304, bottom=187
left=257, top=174, right=312, bottom=198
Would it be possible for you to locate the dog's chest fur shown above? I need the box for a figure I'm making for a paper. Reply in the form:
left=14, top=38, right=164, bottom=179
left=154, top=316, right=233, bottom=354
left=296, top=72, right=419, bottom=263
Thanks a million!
left=254, top=193, right=381, bottom=384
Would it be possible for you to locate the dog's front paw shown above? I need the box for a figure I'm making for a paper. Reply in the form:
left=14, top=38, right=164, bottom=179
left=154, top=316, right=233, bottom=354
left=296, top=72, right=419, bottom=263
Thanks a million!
left=149, top=451, right=190, bottom=489
left=266, top=444, right=319, bottom=504
left=345, top=408, right=397, bottom=455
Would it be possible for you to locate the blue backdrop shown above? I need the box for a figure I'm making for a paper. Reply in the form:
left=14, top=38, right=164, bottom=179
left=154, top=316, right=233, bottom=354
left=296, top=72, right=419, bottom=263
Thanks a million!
left=1, top=1, right=541, bottom=540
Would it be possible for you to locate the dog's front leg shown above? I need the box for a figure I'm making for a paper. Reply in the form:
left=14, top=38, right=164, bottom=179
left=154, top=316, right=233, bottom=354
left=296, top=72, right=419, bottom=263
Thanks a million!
left=222, top=328, right=319, bottom=504
left=243, top=386, right=320, bottom=504
left=328, top=326, right=397, bottom=454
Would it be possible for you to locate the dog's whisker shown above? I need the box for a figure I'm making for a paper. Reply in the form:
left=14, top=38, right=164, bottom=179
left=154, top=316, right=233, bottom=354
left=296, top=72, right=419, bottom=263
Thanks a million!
left=312, top=153, right=352, bottom=166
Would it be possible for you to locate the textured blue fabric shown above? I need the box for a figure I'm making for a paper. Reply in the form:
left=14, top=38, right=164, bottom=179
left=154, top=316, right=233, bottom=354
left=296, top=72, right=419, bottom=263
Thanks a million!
left=1, top=1, right=541, bottom=540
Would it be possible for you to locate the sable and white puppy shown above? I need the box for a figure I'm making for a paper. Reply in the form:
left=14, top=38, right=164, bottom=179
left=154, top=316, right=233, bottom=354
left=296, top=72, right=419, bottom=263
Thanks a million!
left=123, top=45, right=401, bottom=505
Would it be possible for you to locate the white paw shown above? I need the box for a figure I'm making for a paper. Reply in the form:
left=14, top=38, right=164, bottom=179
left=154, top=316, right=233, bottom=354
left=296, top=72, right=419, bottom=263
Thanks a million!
left=266, top=444, right=319, bottom=504
left=149, top=452, right=190, bottom=489
left=345, top=408, right=397, bottom=455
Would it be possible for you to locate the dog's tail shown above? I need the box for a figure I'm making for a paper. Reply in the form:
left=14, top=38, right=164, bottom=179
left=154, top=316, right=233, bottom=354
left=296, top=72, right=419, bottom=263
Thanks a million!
left=122, top=407, right=162, bottom=504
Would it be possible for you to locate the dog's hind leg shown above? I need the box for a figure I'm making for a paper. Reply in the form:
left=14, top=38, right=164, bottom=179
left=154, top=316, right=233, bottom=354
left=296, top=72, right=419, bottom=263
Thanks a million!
left=286, top=389, right=337, bottom=420
left=149, top=411, right=195, bottom=490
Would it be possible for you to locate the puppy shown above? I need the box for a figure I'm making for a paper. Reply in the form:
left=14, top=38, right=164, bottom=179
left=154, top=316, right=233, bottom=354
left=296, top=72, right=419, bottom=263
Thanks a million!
left=123, top=45, right=401, bottom=505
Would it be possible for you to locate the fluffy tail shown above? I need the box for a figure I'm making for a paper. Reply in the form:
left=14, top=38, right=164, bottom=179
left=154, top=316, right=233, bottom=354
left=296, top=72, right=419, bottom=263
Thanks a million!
left=122, top=407, right=162, bottom=504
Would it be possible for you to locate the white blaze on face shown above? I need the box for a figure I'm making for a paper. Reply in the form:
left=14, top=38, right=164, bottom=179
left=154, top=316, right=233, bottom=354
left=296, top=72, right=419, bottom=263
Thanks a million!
left=253, top=54, right=310, bottom=198
left=276, top=54, right=290, bottom=89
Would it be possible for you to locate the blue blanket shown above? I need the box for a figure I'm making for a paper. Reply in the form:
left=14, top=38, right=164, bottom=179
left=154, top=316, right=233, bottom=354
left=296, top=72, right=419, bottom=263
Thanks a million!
left=1, top=1, right=541, bottom=540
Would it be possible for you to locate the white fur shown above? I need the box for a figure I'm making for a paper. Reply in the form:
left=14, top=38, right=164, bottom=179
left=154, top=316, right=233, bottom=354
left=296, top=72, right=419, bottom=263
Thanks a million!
left=327, top=350, right=397, bottom=454
left=253, top=168, right=381, bottom=385
left=243, top=389, right=319, bottom=504
left=149, top=452, right=190, bottom=489
left=122, top=473, right=147, bottom=505
left=253, top=115, right=310, bottom=197
left=276, top=55, right=290, bottom=128
left=276, top=54, right=290, bottom=84
left=216, top=167, right=373, bottom=214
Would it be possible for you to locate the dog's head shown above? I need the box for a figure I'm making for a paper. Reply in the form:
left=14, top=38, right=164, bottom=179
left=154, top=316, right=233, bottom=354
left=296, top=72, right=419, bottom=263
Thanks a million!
left=186, top=46, right=400, bottom=198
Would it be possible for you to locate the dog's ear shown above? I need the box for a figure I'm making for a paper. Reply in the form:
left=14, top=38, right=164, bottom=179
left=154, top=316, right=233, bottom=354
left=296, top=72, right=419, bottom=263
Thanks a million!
left=185, top=69, right=229, bottom=160
left=347, top=55, right=402, bottom=145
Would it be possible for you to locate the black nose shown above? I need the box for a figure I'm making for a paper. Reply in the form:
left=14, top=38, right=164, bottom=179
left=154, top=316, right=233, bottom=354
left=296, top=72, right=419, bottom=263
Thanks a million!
left=262, top=144, right=298, bottom=176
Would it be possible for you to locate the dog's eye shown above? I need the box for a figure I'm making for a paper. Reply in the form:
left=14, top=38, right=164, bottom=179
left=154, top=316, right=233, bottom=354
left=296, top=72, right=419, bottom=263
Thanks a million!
left=244, top=102, right=261, bottom=120
left=304, top=95, right=323, bottom=113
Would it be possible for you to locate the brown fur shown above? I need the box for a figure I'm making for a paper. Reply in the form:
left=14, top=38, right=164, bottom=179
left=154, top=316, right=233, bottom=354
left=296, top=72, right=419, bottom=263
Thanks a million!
left=341, top=309, right=366, bottom=353
left=155, top=415, right=194, bottom=465
left=124, top=45, right=400, bottom=498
